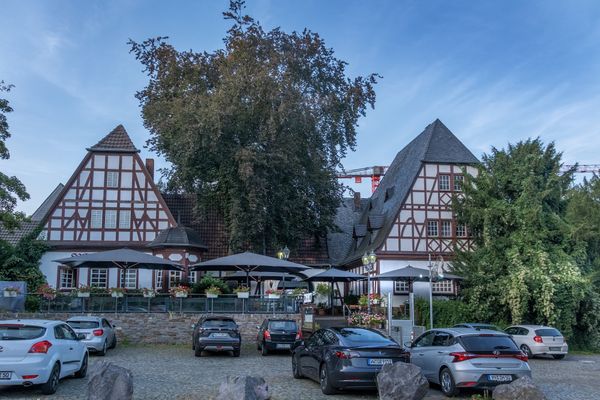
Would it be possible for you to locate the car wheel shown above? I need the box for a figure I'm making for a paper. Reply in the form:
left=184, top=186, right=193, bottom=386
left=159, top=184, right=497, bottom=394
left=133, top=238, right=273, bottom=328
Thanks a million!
left=40, top=363, right=60, bottom=395
left=292, top=356, right=303, bottom=379
left=553, top=354, right=566, bottom=360
left=440, top=367, right=459, bottom=397
left=110, top=335, right=117, bottom=349
left=74, top=354, right=88, bottom=379
left=520, top=344, right=533, bottom=358
left=97, top=340, right=107, bottom=356
left=319, top=363, right=337, bottom=395
left=194, top=346, right=203, bottom=357
left=233, top=349, right=241, bottom=357
left=261, top=342, right=268, bottom=356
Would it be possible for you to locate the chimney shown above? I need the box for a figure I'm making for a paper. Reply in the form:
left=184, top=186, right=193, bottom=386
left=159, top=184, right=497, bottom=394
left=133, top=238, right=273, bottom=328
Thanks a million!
left=145, top=158, right=155, bottom=181
left=353, top=192, right=361, bottom=211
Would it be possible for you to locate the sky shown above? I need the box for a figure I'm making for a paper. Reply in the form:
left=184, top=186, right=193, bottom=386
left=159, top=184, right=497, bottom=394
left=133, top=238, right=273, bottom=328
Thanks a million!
left=2, top=0, right=600, bottom=214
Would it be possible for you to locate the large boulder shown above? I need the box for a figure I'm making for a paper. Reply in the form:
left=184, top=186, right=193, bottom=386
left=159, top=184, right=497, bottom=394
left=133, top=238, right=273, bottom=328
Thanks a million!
left=216, top=376, right=271, bottom=400
left=376, top=362, right=429, bottom=400
left=493, top=376, right=546, bottom=400
left=87, top=362, right=133, bottom=400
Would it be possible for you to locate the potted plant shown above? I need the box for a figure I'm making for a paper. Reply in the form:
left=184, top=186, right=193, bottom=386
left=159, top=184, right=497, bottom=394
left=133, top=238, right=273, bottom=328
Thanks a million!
left=291, top=288, right=307, bottom=298
left=358, top=295, right=369, bottom=307
left=369, top=293, right=382, bottom=305
left=317, top=302, right=327, bottom=315
left=266, top=288, right=283, bottom=299
left=170, top=285, right=189, bottom=298
left=75, top=286, right=91, bottom=298
left=205, top=286, right=221, bottom=298
left=234, top=286, right=250, bottom=299
left=37, top=284, right=57, bottom=300
left=109, top=287, right=126, bottom=298
left=3, top=286, right=20, bottom=297
left=142, top=287, right=156, bottom=298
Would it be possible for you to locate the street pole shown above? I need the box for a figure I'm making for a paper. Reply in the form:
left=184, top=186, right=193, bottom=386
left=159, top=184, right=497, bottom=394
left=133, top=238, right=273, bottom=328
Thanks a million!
left=367, top=265, right=372, bottom=315
left=428, top=254, right=433, bottom=330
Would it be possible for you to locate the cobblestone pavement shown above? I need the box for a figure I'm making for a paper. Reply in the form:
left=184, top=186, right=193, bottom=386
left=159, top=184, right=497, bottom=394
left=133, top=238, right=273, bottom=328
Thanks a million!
left=0, top=345, right=598, bottom=399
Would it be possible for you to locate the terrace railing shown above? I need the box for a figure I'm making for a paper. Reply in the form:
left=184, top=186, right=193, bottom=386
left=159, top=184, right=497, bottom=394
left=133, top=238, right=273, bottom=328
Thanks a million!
left=25, top=293, right=300, bottom=315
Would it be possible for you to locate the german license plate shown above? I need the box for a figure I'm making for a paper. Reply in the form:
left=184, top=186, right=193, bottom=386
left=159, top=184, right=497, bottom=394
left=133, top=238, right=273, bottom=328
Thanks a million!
left=212, top=333, right=229, bottom=338
left=549, top=347, right=561, bottom=351
left=276, top=343, right=291, bottom=349
left=368, top=358, right=393, bottom=366
left=488, top=375, right=512, bottom=382
left=0, top=371, right=11, bottom=380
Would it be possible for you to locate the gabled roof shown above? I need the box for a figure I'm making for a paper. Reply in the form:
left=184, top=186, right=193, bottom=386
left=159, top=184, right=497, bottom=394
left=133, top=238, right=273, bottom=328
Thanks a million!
left=339, top=119, right=478, bottom=265
left=87, top=125, right=139, bottom=153
left=31, top=184, right=64, bottom=222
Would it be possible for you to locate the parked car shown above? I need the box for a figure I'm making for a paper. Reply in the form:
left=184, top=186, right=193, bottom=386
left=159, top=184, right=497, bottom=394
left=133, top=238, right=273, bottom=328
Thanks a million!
left=67, top=316, right=117, bottom=356
left=0, top=319, right=88, bottom=394
left=453, top=323, right=500, bottom=331
left=292, top=327, right=409, bottom=395
left=408, top=328, right=531, bottom=397
left=504, top=325, right=568, bottom=359
left=192, top=316, right=241, bottom=357
left=256, top=318, right=301, bottom=355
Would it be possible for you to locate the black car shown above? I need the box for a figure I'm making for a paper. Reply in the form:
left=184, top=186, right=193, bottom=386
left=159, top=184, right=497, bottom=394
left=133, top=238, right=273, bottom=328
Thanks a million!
left=256, top=318, right=301, bottom=355
left=192, top=316, right=241, bottom=357
left=292, top=327, right=409, bottom=395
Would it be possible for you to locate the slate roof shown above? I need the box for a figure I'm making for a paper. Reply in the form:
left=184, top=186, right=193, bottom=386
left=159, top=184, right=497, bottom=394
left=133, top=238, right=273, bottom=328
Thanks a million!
left=88, top=125, right=139, bottom=153
left=147, top=225, right=208, bottom=251
left=31, top=184, right=64, bottom=222
left=326, top=197, right=368, bottom=264
left=338, top=119, right=478, bottom=265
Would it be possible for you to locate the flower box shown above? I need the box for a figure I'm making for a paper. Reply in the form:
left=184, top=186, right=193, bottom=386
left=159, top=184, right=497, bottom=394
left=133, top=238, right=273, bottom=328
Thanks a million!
left=268, top=294, right=281, bottom=299
left=206, top=293, right=218, bottom=299
left=237, top=292, right=249, bottom=299
left=175, top=292, right=189, bottom=298
left=111, top=292, right=124, bottom=298
left=77, top=292, right=91, bottom=298
left=143, top=292, right=156, bottom=298
left=3, top=290, right=18, bottom=298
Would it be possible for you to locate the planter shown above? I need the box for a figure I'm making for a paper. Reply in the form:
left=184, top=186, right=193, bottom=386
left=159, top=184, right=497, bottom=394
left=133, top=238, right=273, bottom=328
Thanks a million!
left=111, top=292, right=124, bottom=298
left=268, top=294, right=280, bottom=299
left=143, top=293, right=156, bottom=298
left=3, top=290, right=18, bottom=297
left=318, top=309, right=326, bottom=316
left=77, top=292, right=90, bottom=298
left=206, top=293, right=218, bottom=299
left=175, top=292, right=189, bottom=298
left=236, top=292, right=250, bottom=299
left=372, top=299, right=380, bottom=305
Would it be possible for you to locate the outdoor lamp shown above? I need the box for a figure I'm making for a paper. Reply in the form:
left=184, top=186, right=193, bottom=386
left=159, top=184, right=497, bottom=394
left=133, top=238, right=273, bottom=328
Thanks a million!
left=277, top=250, right=283, bottom=260
left=368, top=250, right=377, bottom=264
left=282, top=246, right=290, bottom=260
left=362, top=253, right=369, bottom=266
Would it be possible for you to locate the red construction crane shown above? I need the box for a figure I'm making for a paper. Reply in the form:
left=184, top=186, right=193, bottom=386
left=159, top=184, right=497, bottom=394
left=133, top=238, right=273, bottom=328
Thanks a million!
left=337, top=164, right=600, bottom=193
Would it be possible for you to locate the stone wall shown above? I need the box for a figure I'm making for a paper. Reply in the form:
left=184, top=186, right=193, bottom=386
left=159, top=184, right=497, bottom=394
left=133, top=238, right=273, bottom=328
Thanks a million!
left=0, top=312, right=301, bottom=344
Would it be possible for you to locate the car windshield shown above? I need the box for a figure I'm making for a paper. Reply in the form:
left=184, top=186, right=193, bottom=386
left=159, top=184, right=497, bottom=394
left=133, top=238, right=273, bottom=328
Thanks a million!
left=334, top=328, right=390, bottom=344
left=535, top=328, right=561, bottom=337
left=268, top=321, right=297, bottom=331
left=68, top=321, right=99, bottom=329
left=0, top=324, right=46, bottom=340
left=202, top=319, right=237, bottom=329
left=460, top=335, right=519, bottom=354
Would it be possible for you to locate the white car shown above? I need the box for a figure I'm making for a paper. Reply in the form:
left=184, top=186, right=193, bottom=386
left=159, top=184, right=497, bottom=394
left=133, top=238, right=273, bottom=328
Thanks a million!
left=505, top=325, right=568, bottom=359
left=0, top=319, right=88, bottom=394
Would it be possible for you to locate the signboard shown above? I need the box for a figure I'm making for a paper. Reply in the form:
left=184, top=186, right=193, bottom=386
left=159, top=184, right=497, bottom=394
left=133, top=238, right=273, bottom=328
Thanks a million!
left=0, top=281, right=27, bottom=312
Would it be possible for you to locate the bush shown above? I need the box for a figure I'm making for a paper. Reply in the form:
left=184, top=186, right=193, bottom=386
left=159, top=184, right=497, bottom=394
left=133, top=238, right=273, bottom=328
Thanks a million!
left=191, top=276, right=231, bottom=294
left=414, top=298, right=472, bottom=329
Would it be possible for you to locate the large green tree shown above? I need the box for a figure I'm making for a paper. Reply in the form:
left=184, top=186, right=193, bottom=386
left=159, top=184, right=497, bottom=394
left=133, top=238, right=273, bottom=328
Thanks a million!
left=0, top=81, right=29, bottom=229
left=129, top=1, right=379, bottom=252
left=454, top=139, right=587, bottom=337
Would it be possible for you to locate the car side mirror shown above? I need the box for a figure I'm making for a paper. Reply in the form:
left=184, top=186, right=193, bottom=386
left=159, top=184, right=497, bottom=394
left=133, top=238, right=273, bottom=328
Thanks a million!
left=191, top=324, right=196, bottom=329
left=77, top=333, right=86, bottom=340
left=256, top=325, right=261, bottom=329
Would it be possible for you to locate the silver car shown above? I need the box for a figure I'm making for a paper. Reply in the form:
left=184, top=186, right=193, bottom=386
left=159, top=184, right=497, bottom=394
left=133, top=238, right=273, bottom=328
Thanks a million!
left=407, top=328, right=531, bottom=397
left=66, top=317, right=117, bottom=356
left=504, top=325, right=568, bottom=359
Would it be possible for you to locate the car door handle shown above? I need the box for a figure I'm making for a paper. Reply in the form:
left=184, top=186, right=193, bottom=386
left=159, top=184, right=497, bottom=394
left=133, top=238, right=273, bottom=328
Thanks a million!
left=437, top=351, right=445, bottom=354
left=418, top=353, right=425, bottom=356
left=69, top=347, right=74, bottom=350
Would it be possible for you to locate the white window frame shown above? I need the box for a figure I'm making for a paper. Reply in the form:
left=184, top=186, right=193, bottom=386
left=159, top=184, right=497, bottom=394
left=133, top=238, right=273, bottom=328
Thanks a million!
left=59, top=267, right=76, bottom=289
left=188, top=271, right=197, bottom=284
left=90, top=268, right=108, bottom=288
left=169, top=271, right=182, bottom=288
left=441, top=220, right=452, bottom=237
left=432, top=279, right=453, bottom=294
left=119, top=210, right=131, bottom=229
left=105, top=210, right=117, bottom=229
left=120, top=269, right=138, bottom=289
left=453, top=175, right=464, bottom=192
left=427, top=220, right=439, bottom=237
left=154, top=270, right=163, bottom=289
left=90, top=210, right=103, bottom=229
left=456, top=223, right=467, bottom=237
left=439, top=174, right=450, bottom=191
left=394, top=280, right=409, bottom=294
left=106, top=171, right=119, bottom=188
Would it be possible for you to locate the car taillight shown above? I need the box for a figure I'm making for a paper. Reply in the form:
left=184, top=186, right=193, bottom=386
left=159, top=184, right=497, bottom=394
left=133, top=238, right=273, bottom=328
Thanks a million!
left=449, top=352, right=477, bottom=362
left=533, top=335, right=543, bottom=343
left=515, top=352, right=528, bottom=362
left=22, top=375, right=39, bottom=379
left=263, top=330, right=271, bottom=340
left=93, top=329, right=104, bottom=336
left=29, top=340, right=52, bottom=354
left=295, top=330, right=302, bottom=340
left=335, top=350, right=359, bottom=359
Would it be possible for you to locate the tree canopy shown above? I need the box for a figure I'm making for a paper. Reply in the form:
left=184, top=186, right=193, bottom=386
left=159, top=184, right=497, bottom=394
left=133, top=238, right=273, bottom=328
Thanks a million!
left=129, top=0, right=379, bottom=253
left=0, top=81, right=29, bottom=230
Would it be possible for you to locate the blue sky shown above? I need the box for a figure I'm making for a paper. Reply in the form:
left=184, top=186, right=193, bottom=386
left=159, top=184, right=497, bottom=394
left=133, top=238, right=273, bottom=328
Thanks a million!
left=2, top=0, right=600, bottom=214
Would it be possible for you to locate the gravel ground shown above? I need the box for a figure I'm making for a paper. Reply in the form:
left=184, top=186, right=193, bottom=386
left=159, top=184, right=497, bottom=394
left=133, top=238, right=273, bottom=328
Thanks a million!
left=0, top=345, right=598, bottom=399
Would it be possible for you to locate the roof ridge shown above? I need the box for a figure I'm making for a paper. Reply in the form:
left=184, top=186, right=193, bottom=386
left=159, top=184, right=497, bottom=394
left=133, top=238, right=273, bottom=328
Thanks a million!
left=88, top=125, right=139, bottom=153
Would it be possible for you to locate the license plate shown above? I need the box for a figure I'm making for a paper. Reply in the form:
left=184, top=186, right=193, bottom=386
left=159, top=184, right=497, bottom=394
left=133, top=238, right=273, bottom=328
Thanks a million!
left=549, top=347, right=561, bottom=351
left=276, top=343, right=291, bottom=349
left=488, top=375, right=512, bottom=382
left=0, top=371, right=11, bottom=380
left=212, top=333, right=229, bottom=338
left=368, top=358, right=393, bottom=366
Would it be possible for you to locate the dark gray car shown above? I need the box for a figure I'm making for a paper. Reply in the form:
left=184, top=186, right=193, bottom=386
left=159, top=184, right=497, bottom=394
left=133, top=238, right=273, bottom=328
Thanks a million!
left=292, top=327, right=409, bottom=395
left=192, top=316, right=241, bottom=357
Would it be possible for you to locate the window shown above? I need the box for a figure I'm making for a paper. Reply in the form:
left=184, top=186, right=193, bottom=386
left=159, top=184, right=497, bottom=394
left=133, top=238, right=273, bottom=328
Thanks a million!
left=188, top=271, right=197, bottom=284
left=154, top=270, right=163, bottom=289
left=106, top=171, right=119, bottom=188
left=119, top=210, right=131, bottom=229
left=90, top=268, right=108, bottom=288
left=433, top=332, right=454, bottom=346
left=439, top=175, right=450, bottom=191
left=413, top=331, right=436, bottom=347
left=454, top=175, right=464, bottom=191
left=432, top=279, right=453, bottom=294
left=169, top=271, right=182, bottom=287
left=59, top=267, right=76, bottom=289
left=105, top=210, right=117, bottom=229
left=456, top=223, right=467, bottom=237
left=427, top=220, right=439, bottom=237
left=394, top=280, right=409, bottom=293
left=120, top=269, right=137, bottom=289
left=441, top=220, right=452, bottom=237
left=91, top=210, right=103, bottom=229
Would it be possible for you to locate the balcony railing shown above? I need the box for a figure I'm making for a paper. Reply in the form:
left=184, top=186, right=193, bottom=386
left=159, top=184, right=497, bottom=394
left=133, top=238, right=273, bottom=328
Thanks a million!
left=25, top=294, right=300, bottom=314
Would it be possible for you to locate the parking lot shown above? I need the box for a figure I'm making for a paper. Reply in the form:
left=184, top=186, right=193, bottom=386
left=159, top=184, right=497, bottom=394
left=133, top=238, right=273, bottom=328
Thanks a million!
left=0, top=344, right=598, bottom=399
